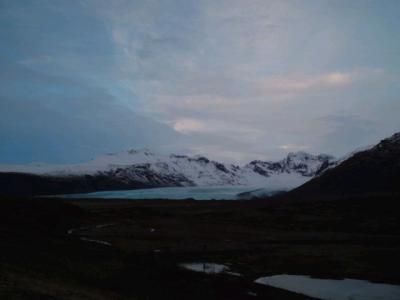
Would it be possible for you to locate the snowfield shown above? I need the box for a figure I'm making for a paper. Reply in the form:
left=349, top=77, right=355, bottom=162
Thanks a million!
left=0, top=148, right=336, bottom=191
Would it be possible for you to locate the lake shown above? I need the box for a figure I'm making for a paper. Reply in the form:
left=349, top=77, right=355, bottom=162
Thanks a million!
left=255, top=275, right=400, bottom=300
left=58, top=186, right=281, bottom=200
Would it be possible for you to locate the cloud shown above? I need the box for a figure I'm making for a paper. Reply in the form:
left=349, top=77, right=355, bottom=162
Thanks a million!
left=315, top=114, right=380, bottom=155
left=258, top=71, right=355, bottom=94
left=279, top=144, right=310, bottom=152
left=173, top=118, right=205, bottom=133
left=1, top=0, right=400, bottom=163
left=0, top=61, right=181, bottom=163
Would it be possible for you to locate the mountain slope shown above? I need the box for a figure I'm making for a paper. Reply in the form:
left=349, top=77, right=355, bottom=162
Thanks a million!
left=0, top=150, right=334, bottom=196
left=0, top=172, right=153, bottom=197
left=244, top=152, right=335, bottom=178
left=288, top=132, right=400, bottom=197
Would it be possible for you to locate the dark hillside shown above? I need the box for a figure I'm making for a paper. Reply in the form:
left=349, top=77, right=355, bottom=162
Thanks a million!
left=287, top=132, right=400, bottom=198
left=0, top=172, right=152, bottom=196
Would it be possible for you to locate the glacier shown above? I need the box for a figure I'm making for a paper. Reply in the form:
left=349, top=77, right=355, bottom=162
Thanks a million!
left=0, top=148, right=335, bottom=193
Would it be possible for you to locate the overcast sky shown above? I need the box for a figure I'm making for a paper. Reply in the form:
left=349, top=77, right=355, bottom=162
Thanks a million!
left=1, top=0, right=399, bottom=164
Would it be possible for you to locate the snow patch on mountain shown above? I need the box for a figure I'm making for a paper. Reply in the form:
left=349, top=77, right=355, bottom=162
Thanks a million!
left=0, top=149, right=335, bottom=189
left=244, top=152, right=335, bottom=177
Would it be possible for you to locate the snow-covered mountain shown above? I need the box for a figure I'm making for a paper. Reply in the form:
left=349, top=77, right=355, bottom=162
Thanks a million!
left=0, top=149, right=335, bottom=192
left=244, top=152, right=335, bottom=177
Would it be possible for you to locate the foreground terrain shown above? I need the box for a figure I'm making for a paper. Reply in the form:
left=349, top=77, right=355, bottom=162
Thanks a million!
left=1, top=195, right=399, bottom=299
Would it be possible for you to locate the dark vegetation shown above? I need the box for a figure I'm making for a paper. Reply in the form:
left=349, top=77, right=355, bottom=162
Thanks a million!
left=0, top=172, right=152, bottom=196
left=1, top=195, right=399, bottom=299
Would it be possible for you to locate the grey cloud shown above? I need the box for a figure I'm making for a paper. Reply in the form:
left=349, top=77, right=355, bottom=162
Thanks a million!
left=316, top=115, right=379, bottom=155
left=1, top=0, right=400, bottom=164
left=0, top=62, right=181, bottom=163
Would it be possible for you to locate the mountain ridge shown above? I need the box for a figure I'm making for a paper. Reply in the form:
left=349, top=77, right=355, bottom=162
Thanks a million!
left=285, top=132, right=400, bottom=198
left=0, top=150, right=335, bottom=196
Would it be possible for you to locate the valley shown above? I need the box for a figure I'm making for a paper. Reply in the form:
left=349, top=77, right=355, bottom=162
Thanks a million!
left=2, top=1, right=399, bottom=299
left=1, top=133, right=399, bottom=299
left=0, top=151, right=334, bottom=197
left=1, top=195, right=399, bottom=299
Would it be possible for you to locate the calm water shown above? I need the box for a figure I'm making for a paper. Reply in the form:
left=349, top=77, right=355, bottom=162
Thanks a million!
left=255, top=275, right=400, bottom=300
left=58, top=186, right=280, bottom=200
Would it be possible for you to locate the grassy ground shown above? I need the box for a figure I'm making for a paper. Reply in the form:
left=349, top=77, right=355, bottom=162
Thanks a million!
left=1, top=195, right=399, bottom=299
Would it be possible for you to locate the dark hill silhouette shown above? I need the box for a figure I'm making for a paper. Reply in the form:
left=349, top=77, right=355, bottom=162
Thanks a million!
left=0, top=172, right=152, bottom=196
left=287, top=132, right=400, bottom=198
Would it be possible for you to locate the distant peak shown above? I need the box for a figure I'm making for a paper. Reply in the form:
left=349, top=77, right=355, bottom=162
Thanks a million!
left=317, top=153, right=335, bottom=160
left=192, top=155, right=211, bottom=163
left=286, top=151, right=313, bottom=159
left=127, top=148, right=154, bottom=156
left=385, top=132, right=400, bottom=143
left=286, top=151, right=334, bottom=161
left=170, top=154, right=188, bottom=159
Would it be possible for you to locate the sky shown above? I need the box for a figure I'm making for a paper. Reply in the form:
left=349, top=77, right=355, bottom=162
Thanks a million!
left=1, top=0, right=399, bottom=164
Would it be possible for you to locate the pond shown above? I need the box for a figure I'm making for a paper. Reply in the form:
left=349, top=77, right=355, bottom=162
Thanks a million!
left=255, top=274, right=400, bottom=300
